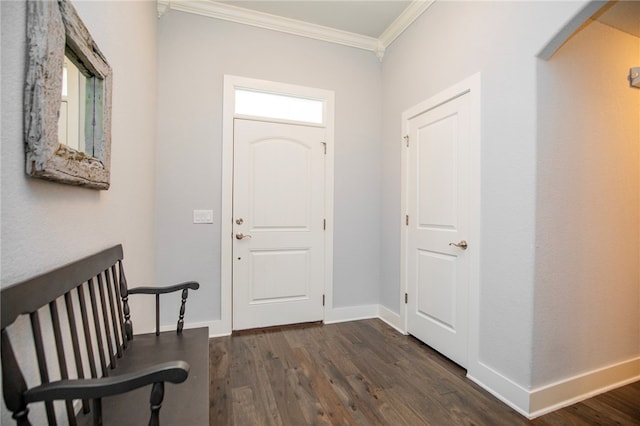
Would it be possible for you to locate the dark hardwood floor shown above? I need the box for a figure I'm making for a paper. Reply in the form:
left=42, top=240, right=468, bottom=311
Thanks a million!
left=209, top=319, right=640, bottom=425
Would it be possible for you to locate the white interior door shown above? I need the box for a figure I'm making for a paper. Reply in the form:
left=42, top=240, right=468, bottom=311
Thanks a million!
left=405, top=91, right=473, bottom=367
left=233, top=119, right=326, bottom=330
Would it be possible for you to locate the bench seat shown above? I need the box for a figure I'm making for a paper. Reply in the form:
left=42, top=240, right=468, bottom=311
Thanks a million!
left=77, top=327, right=209, bottom=426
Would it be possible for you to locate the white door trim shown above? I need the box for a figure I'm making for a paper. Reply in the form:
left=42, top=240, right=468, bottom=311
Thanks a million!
left=400, top=73, right=481, bottom=370
left=221, top=75, right=335, bottom=333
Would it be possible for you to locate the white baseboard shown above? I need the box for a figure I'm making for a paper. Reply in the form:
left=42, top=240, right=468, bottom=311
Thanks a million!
left=467, top=356, right=640, bottom=419
left=324, top=304, right=378, bottom=324
left=206, top=319, right=232, bottom=337
left=466, top=360, right=532, bottom=417
left=171, top=305, right=382, bottom=337
left=159, top=319, right=231, bottom=338
left=377, top=304, right=406, bottom=334
left=528, top=356, right=640, bottom=418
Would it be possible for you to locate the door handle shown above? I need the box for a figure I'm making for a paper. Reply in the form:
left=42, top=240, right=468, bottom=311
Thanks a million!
left=449, top=240, right=468, bottom=250
left=235, top=233, right=252, bottom=240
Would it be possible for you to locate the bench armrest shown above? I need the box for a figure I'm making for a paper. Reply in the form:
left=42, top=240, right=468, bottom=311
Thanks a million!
left=25, top=361, right=189, bottom=425
left=128, top=281, right=200, bottom=295
left=24, top=360, right=190, bottom=402
left=125, top=281, right=199, bottom=336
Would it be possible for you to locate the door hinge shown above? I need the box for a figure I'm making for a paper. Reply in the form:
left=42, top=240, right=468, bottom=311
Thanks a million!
left=321, top=141, right=327, bottom=154
left=322, top=294, right=326, bottom=306
left=323, top=219, right=326, bottom=230
left=403, top=135, right=409, bottom=147
left=405, top=215, right=409, bottom=226
left=405, top=293, right=408, bottom=304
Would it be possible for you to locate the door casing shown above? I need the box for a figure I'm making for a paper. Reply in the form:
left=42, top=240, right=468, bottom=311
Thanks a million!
left=400, top=73, right=481, bottom=369
left=221, top=75, right=335, bottom=334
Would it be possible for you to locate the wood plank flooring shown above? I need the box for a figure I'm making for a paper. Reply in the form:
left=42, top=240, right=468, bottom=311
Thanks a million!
left=209, top=319, right=640, bottom=425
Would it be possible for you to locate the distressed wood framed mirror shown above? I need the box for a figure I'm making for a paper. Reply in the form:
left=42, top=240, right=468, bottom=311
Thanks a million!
left=25, top=0, right=112, bottom=190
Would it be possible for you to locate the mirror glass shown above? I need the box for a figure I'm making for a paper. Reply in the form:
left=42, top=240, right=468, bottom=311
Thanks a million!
left=58, top=55, right=90, bottom=155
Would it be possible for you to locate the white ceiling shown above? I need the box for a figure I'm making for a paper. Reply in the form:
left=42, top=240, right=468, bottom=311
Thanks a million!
left=219, top=1, right=413, bottom=38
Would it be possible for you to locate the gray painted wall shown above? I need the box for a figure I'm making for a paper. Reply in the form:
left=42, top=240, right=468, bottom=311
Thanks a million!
left=155, top=12, right=383, bottom=325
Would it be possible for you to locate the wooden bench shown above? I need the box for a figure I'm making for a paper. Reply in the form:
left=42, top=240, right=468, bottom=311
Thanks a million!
left=1, top=245, right=209, bottom=425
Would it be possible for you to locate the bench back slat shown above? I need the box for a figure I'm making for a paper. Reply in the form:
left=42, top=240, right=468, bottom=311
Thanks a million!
left=77, top=284, right=99, bottom=382
left=29, top=311, right=57, bottom=424
left=87, top=277, right=109, bottom=378
left=112, top=264, right=127, bottom=351
left=96, top=273, right=117, bottom=370
left=119, top=261, right=134, bottom=341
left=48, top=300, right=77, bottom=424
left=105, top=269, right=123, bottom=359
left=64, top=291, right=91, bottom=414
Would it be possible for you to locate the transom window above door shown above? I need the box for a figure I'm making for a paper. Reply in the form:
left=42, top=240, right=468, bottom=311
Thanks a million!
left=234, top=88, right=324, bottom=124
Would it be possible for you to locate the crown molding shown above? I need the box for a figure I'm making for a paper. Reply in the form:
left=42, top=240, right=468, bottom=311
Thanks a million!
left=157, top=0, right=378, bottom=53
left=378, top=0, right=435, bottom=49
left=157, top=0, right=434, bottom=61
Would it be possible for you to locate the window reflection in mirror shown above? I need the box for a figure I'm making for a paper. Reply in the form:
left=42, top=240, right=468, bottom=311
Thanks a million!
left=58, top=55, right=91, bottom=156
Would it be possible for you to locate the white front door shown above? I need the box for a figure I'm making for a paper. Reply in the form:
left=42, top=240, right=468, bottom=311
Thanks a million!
left=404, top=88, right=476, bottom=367
left=232, top=119, right=326, bottom=330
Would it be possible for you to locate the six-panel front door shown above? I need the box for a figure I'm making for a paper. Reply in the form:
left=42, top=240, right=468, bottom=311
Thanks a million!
left=406, top=91, right=473, bottom=367
left=232, top=119, right=326, bottom=330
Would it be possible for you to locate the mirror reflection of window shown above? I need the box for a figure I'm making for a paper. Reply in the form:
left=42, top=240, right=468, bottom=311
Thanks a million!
left=58, top=56, right=87, bottom=153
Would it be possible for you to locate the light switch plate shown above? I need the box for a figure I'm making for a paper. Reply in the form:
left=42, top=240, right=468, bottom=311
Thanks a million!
left=193, top=209, right=213, bottom=224
left=631, top=67, right=640, bottom=88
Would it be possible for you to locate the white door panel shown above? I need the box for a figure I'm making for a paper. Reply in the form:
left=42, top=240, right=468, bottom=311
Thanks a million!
left=250, top=249, right=310, bottom=302
left=251, top=140, right=311, bottom=229
left=416, top=113, right=458, bottom=228
left=233, top=119, right=325, bottom=330
left=416, top=250, right=457, bottom=331
left=406, top=92, right=471, bottom=367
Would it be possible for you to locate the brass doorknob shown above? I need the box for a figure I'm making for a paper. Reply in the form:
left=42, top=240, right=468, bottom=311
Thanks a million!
left=449, top=240, right=468, bottom=250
